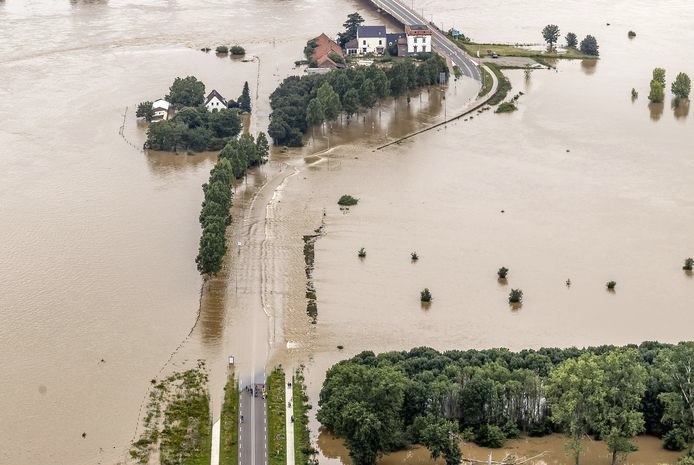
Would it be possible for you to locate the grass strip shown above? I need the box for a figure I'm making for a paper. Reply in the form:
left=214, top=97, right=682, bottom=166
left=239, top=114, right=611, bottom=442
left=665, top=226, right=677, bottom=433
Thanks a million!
left=267, top=367, right=287, bottom=465
left=485, top=63, right=512, bottom=106
left=159, top=366, right=212, bottom=465
left=220, top=374, right=239, bottom=465
left=293, top=369, right=316, bottom=465
left=456, top=40, right=598, bottom=61
left=478, top=66, right=493, bottom=98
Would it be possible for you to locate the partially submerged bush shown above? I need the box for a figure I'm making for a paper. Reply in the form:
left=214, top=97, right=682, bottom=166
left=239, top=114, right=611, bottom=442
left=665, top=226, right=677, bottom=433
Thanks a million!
left=357, top=248, right=366, bottom=258
left=337, top=195, right=359, bottom=206
left=508, top=289, right=523, bottom=304
left=683, top=257, right=694, bottom=271
left=606, top=280, right=617, bottom=290
left=420, top=288, right=432, bottom=303
left=628, top=30, right=636, bottom=38
left=216, top=45, right=229, bottom=54
left=497, top=267, right=509, bottom=279
left=230, top=45, right=246, bottom=56
left=495, top=102, right=517, bottom=113
left=411, top=252, right=419, bottom=261
left=475, top=424, right=507, bottom=448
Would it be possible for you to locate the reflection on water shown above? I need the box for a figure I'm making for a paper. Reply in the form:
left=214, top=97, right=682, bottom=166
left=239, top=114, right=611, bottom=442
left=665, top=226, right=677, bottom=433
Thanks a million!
left=672, top=98, right=690, bottom=120
left=649, top=102, right=665, bottom=121
left=580, top=59, right=598, bottom=75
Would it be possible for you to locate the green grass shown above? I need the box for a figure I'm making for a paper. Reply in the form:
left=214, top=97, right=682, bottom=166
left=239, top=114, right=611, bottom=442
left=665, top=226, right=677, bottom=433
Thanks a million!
left=159, top=367, right=212, bottom=465
left=456, top=40, right=598, bottom=61
left=478, top=66, right=494, bottom=98
left=220, top=374, right=239, bottom=465
left=267, top=368, right=287, bottom=465
left=485, top=63, right=512, bottom=106
left=293, top=370, right=315, bottom=465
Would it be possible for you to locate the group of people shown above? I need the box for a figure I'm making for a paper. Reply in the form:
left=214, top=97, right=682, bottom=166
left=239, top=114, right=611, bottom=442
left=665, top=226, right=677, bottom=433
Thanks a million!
left=244, top=384, right=266, bottom=399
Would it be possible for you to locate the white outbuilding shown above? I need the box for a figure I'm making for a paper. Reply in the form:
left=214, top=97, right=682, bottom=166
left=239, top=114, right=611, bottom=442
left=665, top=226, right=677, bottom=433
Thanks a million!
left=151, top=99, right=171, bottom=122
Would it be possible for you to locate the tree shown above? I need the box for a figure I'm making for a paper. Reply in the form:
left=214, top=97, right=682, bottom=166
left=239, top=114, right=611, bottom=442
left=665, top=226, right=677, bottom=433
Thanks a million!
left=255, top=132, right=269, bottom=164
left=173, top=106, right=205, bottom=128
left=230, top=45, right=245, bottom=56
left=136, top=101, right=154, bottom=122
left=672, top=72, right=691, bottom=100
left=367, top=66, right=390, bottom=99
left=546, top=353, right=605, bottom=465
left=338, top=12, right=365, bottom=47
left=420, top=288, right=432, bottom=302
left=268, top=113, right=290, bottom=145
left=565, top=32, right=577, bottom=48
left=579, top=35, right=599, bottom=56
left=215, top=45, right=228, bottom=54
left=653, top=68, right=667, bottom=86
left=145, top=120, right=187, bottom=151
left=508, top=289, right=523, bottom=304
left=656, top=343, right=694, bottom=455
left=684, top=258, right=694, bottom=271
left=649, top=80, right=665, bottom=103
left=595, top=350, right=648, bottom=465
left=497, top=267, right=509, bottom=279
left=359, top=79, right=377, bottom=109
left=316, top=82, right=341, bottom=121
left=342, top=88, right=360, bottom=118
left=542, top=24, right=561, bottom=49
left=238, top=81, right=251, bottom=113
left=166, top=76, right=205, bottom=107
left=306, top=98, right=325, bottom=130
left=238, top=133, right=257, bottom=168
left=207, top=108, right=241, bottom=138
left=420, top=415, right=461, bottom=465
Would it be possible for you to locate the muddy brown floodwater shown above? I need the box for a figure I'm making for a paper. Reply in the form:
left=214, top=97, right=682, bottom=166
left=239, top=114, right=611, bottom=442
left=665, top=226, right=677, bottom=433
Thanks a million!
left=1, top=1, right=693, bottom=465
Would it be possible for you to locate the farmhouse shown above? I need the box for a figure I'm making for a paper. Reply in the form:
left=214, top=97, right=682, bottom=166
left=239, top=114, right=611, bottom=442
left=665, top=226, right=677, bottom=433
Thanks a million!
left=204, top=90, right=227, bottom=111
left=310, top=33, right=345, bottom=69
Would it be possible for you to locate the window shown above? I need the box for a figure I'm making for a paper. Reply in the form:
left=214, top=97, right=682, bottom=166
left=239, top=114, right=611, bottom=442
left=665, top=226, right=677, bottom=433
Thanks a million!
left=363, top=40, right=366, bottom=45
left=414, top=45, right=418, bottom=52
left=379, top=40, right=382, bottom=45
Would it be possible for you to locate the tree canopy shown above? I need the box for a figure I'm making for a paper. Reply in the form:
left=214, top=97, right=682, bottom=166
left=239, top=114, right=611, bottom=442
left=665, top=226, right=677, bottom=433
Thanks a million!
left=338, top=12, right=365, bottom=47
left=167, top=76, right=205, bottom=107
left=542, top=24, right=561, bottom=48
left=318, top=342, right=694, bottom=465
left=579, top=35, right=600, bottom=56
left=565, top=32, right=578, bottom=48
left=672, top=72, right=691, bottom=100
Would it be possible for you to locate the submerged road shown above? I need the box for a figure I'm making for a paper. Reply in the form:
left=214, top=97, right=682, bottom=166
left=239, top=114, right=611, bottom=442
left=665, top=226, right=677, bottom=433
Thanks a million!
left=371, top=0, right=482, bottom=82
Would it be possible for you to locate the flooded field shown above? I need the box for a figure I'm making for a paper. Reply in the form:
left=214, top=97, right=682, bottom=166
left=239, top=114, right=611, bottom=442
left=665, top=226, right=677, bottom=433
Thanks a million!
left=1, top=0, right=693, bottom=465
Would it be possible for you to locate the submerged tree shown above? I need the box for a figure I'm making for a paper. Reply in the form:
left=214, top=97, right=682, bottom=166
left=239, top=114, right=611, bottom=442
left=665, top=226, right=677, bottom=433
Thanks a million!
left=136, top=101, right=154, bottom=122
left=497, top=267, right=509, bottom=279
left=683, top=257, right=694, bottom=271
left=420, top=415, right=461, bottom=465
left=255, top=132, right=270, bottom=165
left=166, top=76, right=205, bottom=107
left=672, top=72, right=691, bottom=100
left=656, top=343, right=694, bottom=455
left=238, top=81, right=252, bottom=113
left=420, top=288, right=432, bottom=303
left=508, top=289, right=523, bottom=304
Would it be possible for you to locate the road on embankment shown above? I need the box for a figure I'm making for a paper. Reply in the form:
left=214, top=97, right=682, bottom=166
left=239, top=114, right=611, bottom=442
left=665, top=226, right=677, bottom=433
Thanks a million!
left=239, top=381, right=268, bottom=465
left=371, top=0, right=482, bottom=82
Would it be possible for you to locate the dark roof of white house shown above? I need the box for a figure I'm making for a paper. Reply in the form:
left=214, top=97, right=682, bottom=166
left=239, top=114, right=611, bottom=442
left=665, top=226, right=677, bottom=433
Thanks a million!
left=205, top=89, right=227, bottom=106
left=357, top=25, right=386, bottom=38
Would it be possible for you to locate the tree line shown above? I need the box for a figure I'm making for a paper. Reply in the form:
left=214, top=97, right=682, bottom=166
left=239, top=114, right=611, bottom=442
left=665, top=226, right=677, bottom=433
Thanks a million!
left=139, top=76, right=251, bottom=152
left=648, top=67, right=691, bottom=104
left=542, top=24, right=599, bottom=56
left=195, top=132, right=269, bottom=275
left=318, top=342, right=694, bottom=465
left=268, top=54, right=449, bottom=147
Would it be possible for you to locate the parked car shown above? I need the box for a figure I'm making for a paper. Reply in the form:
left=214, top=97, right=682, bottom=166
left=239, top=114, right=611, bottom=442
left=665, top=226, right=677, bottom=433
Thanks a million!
left=491, top=52, right=499, bottom=59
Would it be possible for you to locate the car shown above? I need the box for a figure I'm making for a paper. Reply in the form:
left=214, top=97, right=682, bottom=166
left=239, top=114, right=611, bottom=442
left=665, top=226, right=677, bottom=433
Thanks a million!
left=491, top=52, right=499, bottom=59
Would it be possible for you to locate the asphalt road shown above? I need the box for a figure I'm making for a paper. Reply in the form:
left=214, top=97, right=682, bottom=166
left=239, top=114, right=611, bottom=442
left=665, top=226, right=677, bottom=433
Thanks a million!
left=373, top=0, right=482, bottom=82
left=239, top=380, right=267, bottom=465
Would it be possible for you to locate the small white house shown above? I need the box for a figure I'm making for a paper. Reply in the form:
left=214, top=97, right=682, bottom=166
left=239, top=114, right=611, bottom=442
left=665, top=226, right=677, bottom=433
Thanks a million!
left=356, top=25, right=387, bottom=55
left=151, top=99, right=170, bottom=122
left=204, top=89, right=227, bottom=112
left=405, top=24, right=432, bottom=54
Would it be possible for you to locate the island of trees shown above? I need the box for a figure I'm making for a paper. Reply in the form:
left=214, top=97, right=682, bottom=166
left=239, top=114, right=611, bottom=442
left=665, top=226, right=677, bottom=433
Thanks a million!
left=318, top=342, right=694, bottom=465
left=139, top=76, right=251, bottom=152
left=268, top=54, right=449, bottom=147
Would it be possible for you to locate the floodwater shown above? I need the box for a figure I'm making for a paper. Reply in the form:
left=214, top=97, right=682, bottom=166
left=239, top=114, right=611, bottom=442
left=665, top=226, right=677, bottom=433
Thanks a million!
left=1, top=1, right=693, bottom=465
left=317, top=431, right=684, bottom=465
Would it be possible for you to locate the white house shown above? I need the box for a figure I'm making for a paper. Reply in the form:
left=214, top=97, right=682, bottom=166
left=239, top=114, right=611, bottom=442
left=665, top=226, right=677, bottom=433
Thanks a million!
left=356, top=25, right=387, bottom=55
left=405, top=24, right=432, bottom=54
left=204, top=89, right=227, bottom=112
left=151, top=99, right=170, bottom=122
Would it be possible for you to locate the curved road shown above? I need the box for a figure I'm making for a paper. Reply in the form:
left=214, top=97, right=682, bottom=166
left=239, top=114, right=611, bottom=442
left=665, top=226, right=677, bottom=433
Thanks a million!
left=372, top=0, right=482, bottom=82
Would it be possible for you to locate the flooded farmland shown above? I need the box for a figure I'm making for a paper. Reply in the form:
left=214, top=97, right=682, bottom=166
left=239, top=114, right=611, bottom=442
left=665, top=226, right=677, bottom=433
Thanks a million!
left=1, top=0, right=693, bottom=465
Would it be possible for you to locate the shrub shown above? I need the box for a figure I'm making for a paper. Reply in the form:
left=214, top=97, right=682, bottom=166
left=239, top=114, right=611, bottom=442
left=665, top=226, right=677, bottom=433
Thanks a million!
left=631, top=88, right=638, bottom=99
left=628, top=30, right=636, bottom=38
left=337, top=195, right=359, bottom=206
left=508, top=289, right=523, bottom=304
left=606, top=281, right=617, bottom=290
left=461, top=427, right=476, bottom=442
left=672, top=72, right=691, bottom=100
left=420, top=288, right=432, bottom=303
left=662, top=429, right=688, bottom=451
left=230, top=45, right=245, bottom=56
left=216, top=45, right=228, bottom=54
left=497, top=267, right=509, bottom=279
left=653, top=68, right=666, bottom=86
left=495, top=102, right=517, bottom=113
left=579, top=35, right=599, bottom=56
left=677, top=455, right=694, bottom=465
left=357, top=248, right=366, bottom=258
left=684, top=257, right=694, bottom=271
left=411, top=252, right=419, bottom=261
left=502, top=420, right=521, bottom=439
left=649, top=80, right=665, bottom=103
left=475, top=424, right=506, bottom=448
